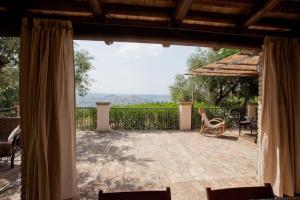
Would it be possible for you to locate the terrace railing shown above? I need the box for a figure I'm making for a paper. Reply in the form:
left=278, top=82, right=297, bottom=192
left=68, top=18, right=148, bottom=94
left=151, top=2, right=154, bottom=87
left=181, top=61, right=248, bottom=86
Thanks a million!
left=0, top=107, right=17, bottom=117
left=109, top=107, right=179, bottom=130
left=76, top=107, right=96, bottom=131
left=75, top=106, right=242, bottom=131
left=192, top=107, right=242, bottom=129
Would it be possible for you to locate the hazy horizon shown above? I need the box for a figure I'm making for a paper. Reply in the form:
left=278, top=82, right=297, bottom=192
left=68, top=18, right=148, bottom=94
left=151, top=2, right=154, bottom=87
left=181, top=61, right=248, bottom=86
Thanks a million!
left=75, top=41, right=198, bottom=95
left=77, top=91, right=171, bottom=96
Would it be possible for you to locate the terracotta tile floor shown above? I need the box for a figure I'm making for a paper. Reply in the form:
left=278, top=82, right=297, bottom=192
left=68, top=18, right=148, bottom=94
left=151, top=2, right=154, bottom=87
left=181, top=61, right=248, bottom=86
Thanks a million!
left=0, top=130, right=258, bottom=200
left=76, top=130, right=258, bottom=200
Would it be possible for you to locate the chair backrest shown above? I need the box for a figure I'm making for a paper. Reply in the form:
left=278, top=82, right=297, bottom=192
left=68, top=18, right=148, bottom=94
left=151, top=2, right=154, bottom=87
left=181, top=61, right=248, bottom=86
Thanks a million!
left=198, top=108, right=210, bottom=126
left=8, top=125, right=20, bottom=143
left=229, top=109, right=241, bottom=119
left=99, top=187, right=171, bottom=200
left=206, top=183, right=275, bottom=200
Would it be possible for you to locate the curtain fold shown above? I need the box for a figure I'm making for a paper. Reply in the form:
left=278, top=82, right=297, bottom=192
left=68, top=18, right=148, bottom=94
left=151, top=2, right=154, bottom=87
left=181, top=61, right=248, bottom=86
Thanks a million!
left=20, top=18, right=78, bottom=200
left=259, top=36, right=300, bottom=196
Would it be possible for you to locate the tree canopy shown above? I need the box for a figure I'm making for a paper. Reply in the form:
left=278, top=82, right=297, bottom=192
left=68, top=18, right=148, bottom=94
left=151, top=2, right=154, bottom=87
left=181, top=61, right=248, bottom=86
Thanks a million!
left=169, top=48, right=258, bottom=107
left=0, top=37, right=94, bottom=108
left=74, top=46, right=94, bottom=97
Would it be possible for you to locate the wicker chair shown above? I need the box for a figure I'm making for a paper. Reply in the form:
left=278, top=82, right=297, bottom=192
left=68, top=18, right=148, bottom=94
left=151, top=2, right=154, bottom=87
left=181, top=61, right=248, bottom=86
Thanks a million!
left=198, top=108, right=226, bottom=135
left=0, top=117, right=21, bottom=168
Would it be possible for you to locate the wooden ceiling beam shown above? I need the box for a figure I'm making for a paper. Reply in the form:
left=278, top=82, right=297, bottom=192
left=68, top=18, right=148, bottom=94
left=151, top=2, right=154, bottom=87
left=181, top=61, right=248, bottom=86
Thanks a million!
left=26, top=1, right=93, bottom=17
left=240, top=0, right=283, bottom=29
left=185, top=11, right=237, bottom=26
left=192, top=0, right=253, bottom=9
left=18, top=2, right=298, bottom=33
left=72, top=23, right=263, bottom=49
left=88, top=0, right=104, bottom=21
left=90, top=18, right=298, bottom=37
left=173, top=0, right=193, bottom=24
left=104, top=3, right=172, bottom=19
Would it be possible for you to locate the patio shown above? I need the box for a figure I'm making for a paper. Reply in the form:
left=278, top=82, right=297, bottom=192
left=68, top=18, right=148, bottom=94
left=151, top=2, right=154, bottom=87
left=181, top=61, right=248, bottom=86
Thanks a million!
left=1, top=130, right=258, bottom=200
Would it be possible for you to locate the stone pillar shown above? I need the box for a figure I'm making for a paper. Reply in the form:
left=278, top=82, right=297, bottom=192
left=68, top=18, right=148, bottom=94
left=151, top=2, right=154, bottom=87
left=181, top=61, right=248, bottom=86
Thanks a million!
left=96, top=102, right=111, bottom=132
left=179, top=102, right=193, bottom=130
left=246, top=103, right=258, bottom=120
left=12, top=102, right=20, bottom=117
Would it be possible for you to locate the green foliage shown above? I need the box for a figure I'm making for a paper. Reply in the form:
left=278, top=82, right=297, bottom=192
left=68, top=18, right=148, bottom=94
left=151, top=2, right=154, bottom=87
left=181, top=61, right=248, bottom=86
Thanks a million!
left=169, top=48, right=258, bottom=107
left=0, top=38, right=94, bottom=108
left=112, top=102, right=178, bottom=108
left=110, top=107, right=179, bottom=130
left=74, top=46, right=94, bottom=97
left=0, top=37, right=20, bottom=108
left=111, top=101, right=217, bottom=108
left=0, top=86, right=19, bottom=108
left=169, top=74, right=192, bottom=102
left=76, top=107, right=96, bottom=130
left=0, top=37, right=20, bottom=67
left=75, top=102, right=235, bottom=131
left=192, top=101, right=218, bottom=108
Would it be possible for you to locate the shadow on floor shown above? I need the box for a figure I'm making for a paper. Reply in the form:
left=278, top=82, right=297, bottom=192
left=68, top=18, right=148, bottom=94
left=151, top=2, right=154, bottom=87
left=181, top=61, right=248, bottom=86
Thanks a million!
left=0, top=160, right=21, bottom=199
left=201, top=133, right=239, bottom=141
left=77, top=131, right=154, bottom=165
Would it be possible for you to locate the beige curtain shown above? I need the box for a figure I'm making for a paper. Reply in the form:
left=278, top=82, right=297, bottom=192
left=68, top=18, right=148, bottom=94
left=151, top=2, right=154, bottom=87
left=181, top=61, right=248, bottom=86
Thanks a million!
left=259, top=36, right=300, bottom=197
left=20, top=18, right=78, bottom=199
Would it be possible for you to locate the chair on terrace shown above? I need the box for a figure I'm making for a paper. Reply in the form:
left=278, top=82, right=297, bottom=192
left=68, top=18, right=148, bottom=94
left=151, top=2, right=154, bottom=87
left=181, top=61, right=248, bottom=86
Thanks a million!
left=206, top=183, right=275, bottom=200
left=98, top=187, right=171, bottom=200
left=0, top=117, right=21, bottom=168
left=198, top=108, right=226, bottom=135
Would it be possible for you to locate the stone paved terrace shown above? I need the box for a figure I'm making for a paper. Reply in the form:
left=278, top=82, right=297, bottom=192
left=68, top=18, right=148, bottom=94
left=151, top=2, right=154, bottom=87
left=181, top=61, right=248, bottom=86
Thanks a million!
left=0, top=130, right=258, bottom=200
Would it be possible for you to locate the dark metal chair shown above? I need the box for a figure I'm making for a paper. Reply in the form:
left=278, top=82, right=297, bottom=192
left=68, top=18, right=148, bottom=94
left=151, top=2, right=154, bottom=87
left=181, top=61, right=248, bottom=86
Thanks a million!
left=229, top=108, right=241, bottom=129
left=206, top=183, right=275, bottom=200
left=99, top=187, right=171, bottom=200
left=0, top=117, right=21, bottom=168
left=229, top=108, right=253, bottom=136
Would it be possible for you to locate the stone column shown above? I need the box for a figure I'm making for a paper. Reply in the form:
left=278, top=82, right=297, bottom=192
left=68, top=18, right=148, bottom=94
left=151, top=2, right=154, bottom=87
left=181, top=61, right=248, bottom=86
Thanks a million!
left=179, top=102, right=193, bottom=130
left=96, top=102, right=111, bottom=132
left=246, top=103, right=258, bottom=120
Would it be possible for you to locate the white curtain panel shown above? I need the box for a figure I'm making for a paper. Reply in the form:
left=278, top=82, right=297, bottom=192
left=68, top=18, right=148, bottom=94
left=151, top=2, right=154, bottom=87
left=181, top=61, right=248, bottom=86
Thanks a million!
left=20, top=18, right=78, bottom=200
left=259, top=36, right=300, bottom=197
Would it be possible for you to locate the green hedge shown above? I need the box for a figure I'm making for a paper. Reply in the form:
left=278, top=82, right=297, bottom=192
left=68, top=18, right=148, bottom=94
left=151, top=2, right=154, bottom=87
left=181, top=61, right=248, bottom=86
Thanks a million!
left=110, top=107, right=178, bottom=130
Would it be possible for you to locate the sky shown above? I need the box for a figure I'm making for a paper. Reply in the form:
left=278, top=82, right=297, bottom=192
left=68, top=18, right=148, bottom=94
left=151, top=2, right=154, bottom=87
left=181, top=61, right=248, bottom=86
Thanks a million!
left=75, top=41, right=198, bottom=95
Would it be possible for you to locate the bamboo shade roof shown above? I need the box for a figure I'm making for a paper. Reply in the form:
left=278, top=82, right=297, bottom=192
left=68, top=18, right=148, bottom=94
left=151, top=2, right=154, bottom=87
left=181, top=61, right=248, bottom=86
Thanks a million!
left=0, top=0, right=300, bottom=49
left=187, top=51, right=260, bottom=77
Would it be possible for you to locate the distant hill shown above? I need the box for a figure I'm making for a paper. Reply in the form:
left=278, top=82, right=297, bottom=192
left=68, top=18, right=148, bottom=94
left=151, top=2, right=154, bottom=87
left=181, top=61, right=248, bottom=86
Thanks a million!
left=76, top=93, right=171, bottom=107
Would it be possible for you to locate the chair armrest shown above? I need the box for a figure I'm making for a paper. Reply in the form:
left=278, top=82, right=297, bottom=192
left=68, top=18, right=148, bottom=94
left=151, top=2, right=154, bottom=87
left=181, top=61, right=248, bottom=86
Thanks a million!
left=209, top=118, right=225, bottom=123
left=209, top=119, right=225, bottom=125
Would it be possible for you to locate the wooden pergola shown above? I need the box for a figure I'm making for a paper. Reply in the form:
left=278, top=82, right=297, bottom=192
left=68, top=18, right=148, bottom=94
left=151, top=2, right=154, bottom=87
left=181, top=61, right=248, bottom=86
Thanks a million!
left=0, top=0, right=300, bottom=49
left=187, top=50, right=260, bottom=77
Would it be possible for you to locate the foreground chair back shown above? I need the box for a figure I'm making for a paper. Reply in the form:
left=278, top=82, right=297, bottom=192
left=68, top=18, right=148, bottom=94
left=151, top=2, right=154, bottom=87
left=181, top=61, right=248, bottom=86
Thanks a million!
left=206, top=183, right=275, bottom=200
left=99, top=187, right=171, bottom=200
left=198, top=108, right=226, bottom=134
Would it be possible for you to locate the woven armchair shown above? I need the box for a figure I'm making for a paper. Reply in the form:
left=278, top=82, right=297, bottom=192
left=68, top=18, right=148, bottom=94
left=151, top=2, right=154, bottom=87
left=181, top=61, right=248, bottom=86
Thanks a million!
left=0, top=117, right=20, bottom=168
